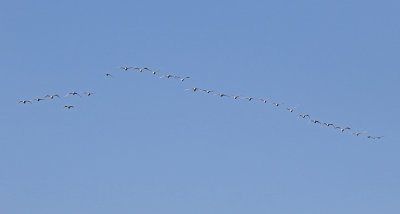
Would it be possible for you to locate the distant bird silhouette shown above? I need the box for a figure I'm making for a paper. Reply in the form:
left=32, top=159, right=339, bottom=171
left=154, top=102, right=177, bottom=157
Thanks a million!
left=120, top=66, right=133, bottom=71
left=64, top=105, right=74, bottom=109
left=299, top=114, right=310, bottom=118
left=323, top=123, right=335, bottom=127
left=375, top=136, right=384, bottom=139
left=150, top=70, right=159, bottom=75
left=352, top=132, right=363, bottom=136
left=45, top=94, right=60, bottom=99
left=286, top=107, right=296, bottom=112
left=185, top=88, right=200, bottom=92
left=215, top=93, right=228, bottom=97
left=272, top=102, right=283, bottom=107
left=84, top=92, right=95, bottom=96
left=138, top=67, right=151, bottom=72
left=259, top=98, right=269, bottom=103
left=18, top=100, right=32, bottom=104
left=311, top=120, right=321, bottom=124
left=202, top=89, right=214, bottom=94
left=232, top=95, right=241, bottom=100
left=105, top=73, right=112, bottom=77
left=245, top=97, right=255, bottom=101
left=179, top=77, right=191, bottom=82
left=33, top=98, right=46, bottom=102
left=160, top=74, right=174, bottom=79
left=67, top=92, right=81, bottom=97
left=339, top=127, right=351, bottom=132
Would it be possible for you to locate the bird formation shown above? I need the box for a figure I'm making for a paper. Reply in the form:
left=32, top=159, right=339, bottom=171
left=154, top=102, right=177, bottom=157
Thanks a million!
left=18, top=91, right=95, bottom=110
left=19, top=64, right=383, bottom=141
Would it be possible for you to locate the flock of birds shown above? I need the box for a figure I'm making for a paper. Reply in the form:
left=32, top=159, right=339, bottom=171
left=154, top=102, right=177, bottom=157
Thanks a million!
left=19, top=65, right=384, bottom=140
left=18, top=91, right=95, bottom=109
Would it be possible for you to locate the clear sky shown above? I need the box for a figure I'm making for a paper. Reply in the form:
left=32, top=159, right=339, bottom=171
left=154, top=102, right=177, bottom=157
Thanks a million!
left=1, top=0, right=400, bottom=213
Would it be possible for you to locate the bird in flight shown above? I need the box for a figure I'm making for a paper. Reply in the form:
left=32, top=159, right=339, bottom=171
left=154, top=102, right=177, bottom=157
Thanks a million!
left=105, top=73, right=112, bottom=77
left=286, top=107, right=296, bottom=112
left=311, top=120, right=321, bottom=124
left=299, top=114, right=310, bottom=118
left=33, top=98, right=46, bottom=102
left=138, top=67, right=151, bottom=72
left=84, top=92, right=95, bottom=96
left=215, top=93, right=228, bottom=97
left=18, top=100, right=32, bottom=104
left=45, top=94, right=60, bottom=99
left=160, top=74, right=174, bottom=79
left=323, top=123, right=335, bottom=127
left=272, top=102, right=283, bottom=107
left=339, top=127, right=351, bottom=132
left=374, top=136, right=384, bottom=139
left=150, top=70, right=159, bottom=75
left=232, top=95, right=240, bottom=100
left=67, top=92, right=81, bottom=97
left=259, top=98, right=269, bottom=103
left=245, top=97, right=255, bottom=101
left=179, top=77, right=191, bottom=82
left=352, top=132, right=365, bottom=136
left=120, top=66, right=133, bottom=71
left=64, top=105, right=74, bottom=109
left=185, top=88, right=200, bottom=92
left=202, top=89, right=213, bottom=94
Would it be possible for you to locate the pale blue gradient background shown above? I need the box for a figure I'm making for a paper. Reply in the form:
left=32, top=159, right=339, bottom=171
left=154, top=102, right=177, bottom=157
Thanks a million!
left=1, top=0, right=400, bottom=213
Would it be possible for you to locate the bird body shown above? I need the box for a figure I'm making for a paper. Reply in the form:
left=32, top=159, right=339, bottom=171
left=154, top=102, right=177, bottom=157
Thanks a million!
left=45, top=94, right=60, bottom=99
left=299, top=114, right=310, bottom=118
left=311, top=120, right=321, bottom=124
left=64, top=105, right=74, bottom=109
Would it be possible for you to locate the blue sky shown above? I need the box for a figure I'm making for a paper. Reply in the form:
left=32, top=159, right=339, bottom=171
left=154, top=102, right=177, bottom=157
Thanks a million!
left=1, top=0, right=400, bottom=213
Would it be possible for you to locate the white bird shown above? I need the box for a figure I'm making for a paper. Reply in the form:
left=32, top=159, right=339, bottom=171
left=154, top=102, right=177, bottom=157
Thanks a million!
left=339, top=127, right=351, bottom=132
left=138, top=67, right=151, bottom=72
left=18, top=100, right=32, bottom=104
left=185, top=88, right=200, bottom=92
left=150, top=70, right=160, bottom=75
left=45, top=94, right=60, bottom=99
left=272, top=102, right=283, bottom=107
left=286, top=107, right=296, bottom=112
left=232, top=95, right=241, bottom=100
left=120, top=66, right=133, bottom=71
left=259, top=98, right=269, bottom=103
left=179, top=77, right=191, bottom=82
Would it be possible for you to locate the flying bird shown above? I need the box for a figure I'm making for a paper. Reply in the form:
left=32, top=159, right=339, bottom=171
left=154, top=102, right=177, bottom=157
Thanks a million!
left=311, top=120, right=321, bottom=124
left=138, top=67, right=151, bottom=72
left=18, top=100, right=32, bottom=104
left=120, top=66, right=133, bottom=71
left=105, top=73, right=112, bottom=77
left=215, top=93, right=228, bottom=97
left=33, top=98, right=46, bottom=102
left=160, top=74, right=174, bottom=79
left=286, top=107, right=296, bottom=112
left=45, top=94, right=60, bottom=99
left=202, top=89, right=213, bottom=94
left=375, top=136, right=384, bottom=139
left=84, top=92, right=95, bottom=96
left=272, top=102, right=283, bottom=107
left=323, top=123, right=335, bottom=127
left=259, top=98, right=269, bottom=103
left=64, top=105, right=74, bottom=109
left=179, top=77, right=191, bottom=82
left=67, top=92, right=81, bottom=97
left=245, top=97, right=255, bottom=101
left=185, top=88, right=200, bottom=92
left=339, top=127, right=351, bottom=132
left=232, top=95, right=241, bottom=100
left=299, top=114, right=310, bottom=118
